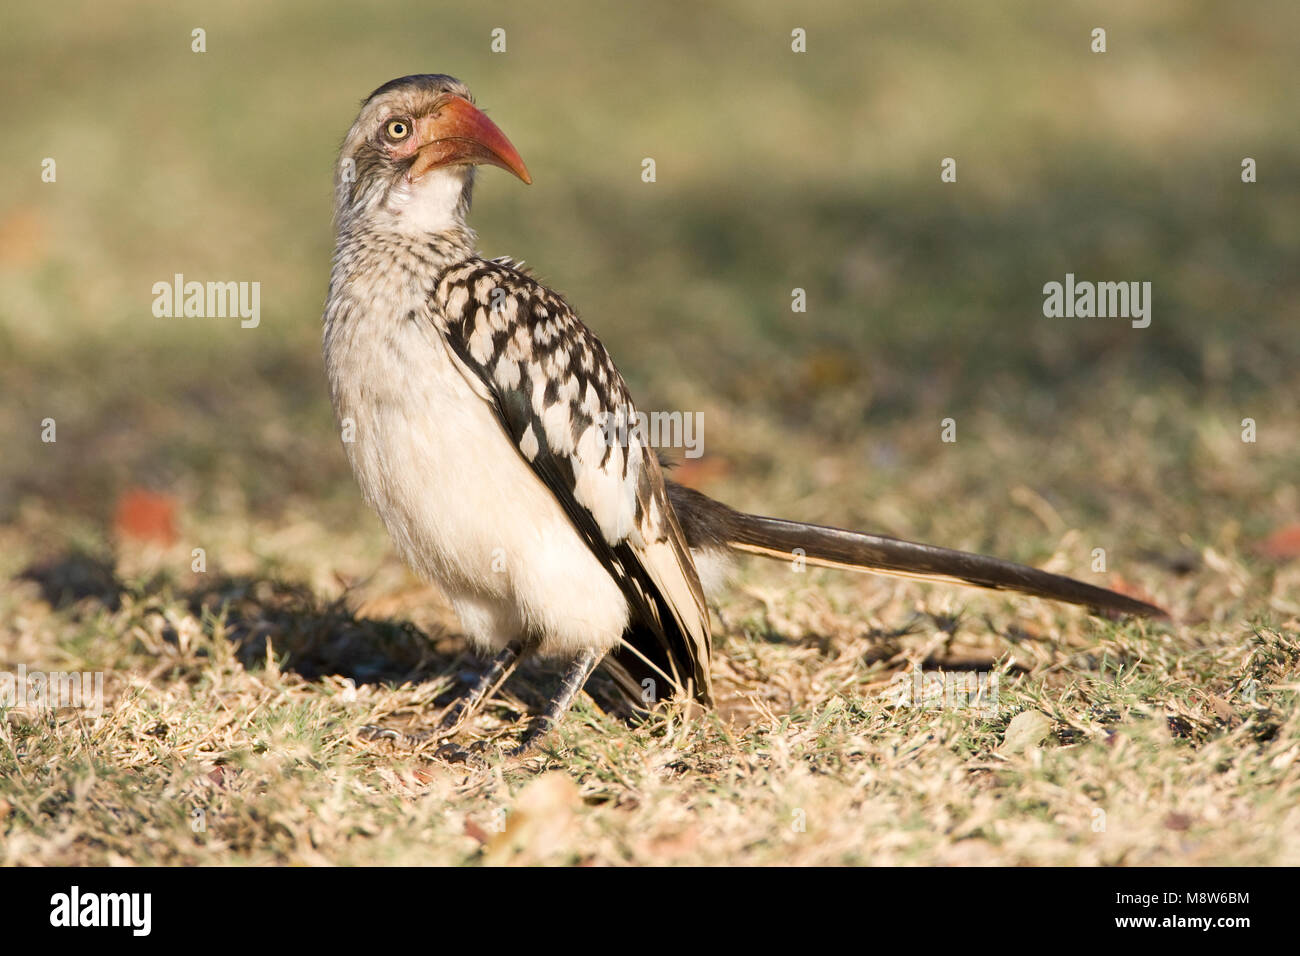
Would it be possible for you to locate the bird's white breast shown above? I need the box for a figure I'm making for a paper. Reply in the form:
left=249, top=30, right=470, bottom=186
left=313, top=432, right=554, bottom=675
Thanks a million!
left=323, top=280, right=632, bottom=657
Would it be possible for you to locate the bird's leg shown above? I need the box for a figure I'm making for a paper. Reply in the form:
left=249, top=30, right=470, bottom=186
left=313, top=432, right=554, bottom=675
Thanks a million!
left=359, top=640, right=524, bottom=748
left=436, top=639, right=525, bottom=736
left=508, top=648, right=604, bottom=757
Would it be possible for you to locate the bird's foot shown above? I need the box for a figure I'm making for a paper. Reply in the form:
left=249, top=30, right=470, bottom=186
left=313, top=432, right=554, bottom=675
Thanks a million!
left=504, top=715, right=562, bottom=758
left=356, top=642, right=528, bottom=752
left=434, top=738, right=492, bottom=770
left=504, top=648, right=603, bottom=757
left=359, top=723, right=496, bottom=769
left=357, top=723, right=445, bottom=749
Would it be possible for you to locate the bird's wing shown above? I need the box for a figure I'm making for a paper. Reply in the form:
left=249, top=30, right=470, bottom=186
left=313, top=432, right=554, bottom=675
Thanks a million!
left=429, top=257, right=712, bottom=704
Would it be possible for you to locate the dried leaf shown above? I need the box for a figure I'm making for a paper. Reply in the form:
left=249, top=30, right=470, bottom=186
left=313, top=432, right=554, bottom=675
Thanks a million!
left=481, top=772, right=580, bottom=865
left=113, top=489, right=178, bottom=546
left=1001, top=710, right=1052, bottom=753
left=1260, top=524, right=1300, bottom=561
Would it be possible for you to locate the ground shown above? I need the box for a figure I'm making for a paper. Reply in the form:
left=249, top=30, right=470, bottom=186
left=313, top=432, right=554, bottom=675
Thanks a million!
left=1, top=0, right=1297, bottom=865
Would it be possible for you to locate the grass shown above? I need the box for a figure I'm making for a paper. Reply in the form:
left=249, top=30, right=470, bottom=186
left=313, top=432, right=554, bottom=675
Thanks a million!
left=1, top=0, right=1298, bottom=865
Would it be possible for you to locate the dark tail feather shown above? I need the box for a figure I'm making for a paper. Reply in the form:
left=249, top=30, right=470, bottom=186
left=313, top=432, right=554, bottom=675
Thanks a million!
left=666, top=481, right=1168, bottom=620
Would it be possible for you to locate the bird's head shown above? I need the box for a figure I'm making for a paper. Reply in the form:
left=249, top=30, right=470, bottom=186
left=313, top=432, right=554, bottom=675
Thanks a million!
left=333, top=74, right=530, bottom=236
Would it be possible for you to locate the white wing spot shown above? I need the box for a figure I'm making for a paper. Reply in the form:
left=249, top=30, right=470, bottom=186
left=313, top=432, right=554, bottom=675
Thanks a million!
left=494, top=358, right=521, bottom=390
left=468, top=321, right=494, bottom=364
left=520, top=424, right=540, bottom=461
left=445, top=284, right=470, bottom=315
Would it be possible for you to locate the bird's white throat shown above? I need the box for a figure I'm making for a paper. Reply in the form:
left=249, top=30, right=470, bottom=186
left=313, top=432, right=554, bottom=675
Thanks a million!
left=383, top=166, right=471, bottom=235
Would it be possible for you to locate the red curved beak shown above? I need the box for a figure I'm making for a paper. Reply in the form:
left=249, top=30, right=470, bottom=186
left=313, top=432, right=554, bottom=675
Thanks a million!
left=409, top=95, right=531, bottom=185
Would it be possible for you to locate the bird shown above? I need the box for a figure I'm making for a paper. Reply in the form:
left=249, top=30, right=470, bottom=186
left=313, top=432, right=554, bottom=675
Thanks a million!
left=323, top=74, right=1167, bottom=758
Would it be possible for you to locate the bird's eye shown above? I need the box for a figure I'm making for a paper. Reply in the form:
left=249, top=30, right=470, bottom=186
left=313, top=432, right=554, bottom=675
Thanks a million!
left=384, top=119, right=411, bottom=141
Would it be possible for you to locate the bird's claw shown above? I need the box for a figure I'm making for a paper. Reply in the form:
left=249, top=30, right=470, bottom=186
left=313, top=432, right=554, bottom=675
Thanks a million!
left=435, top=740, right=490, bottom=769
left=506, top=718, right=556, bottom=758
left=358, top=723, right=438, bottom=748
left=358, top=724, right=402, bottom=743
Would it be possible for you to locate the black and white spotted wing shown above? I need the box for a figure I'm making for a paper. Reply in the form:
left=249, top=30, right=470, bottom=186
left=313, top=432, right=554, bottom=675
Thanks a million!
left=429, top=257, right=713, bottom=704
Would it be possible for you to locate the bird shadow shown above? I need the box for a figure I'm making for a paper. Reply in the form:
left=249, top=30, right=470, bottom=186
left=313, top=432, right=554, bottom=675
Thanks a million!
left=17, top=549, right=621, bottom=724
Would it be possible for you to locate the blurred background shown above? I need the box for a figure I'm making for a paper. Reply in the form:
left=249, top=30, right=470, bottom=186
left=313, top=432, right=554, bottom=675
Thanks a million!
left=2, top=0, right=1297, bottom=605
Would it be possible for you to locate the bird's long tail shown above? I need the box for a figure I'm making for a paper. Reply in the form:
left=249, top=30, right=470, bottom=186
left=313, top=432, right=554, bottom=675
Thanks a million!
left=665, top=481, right=1168, bottom=620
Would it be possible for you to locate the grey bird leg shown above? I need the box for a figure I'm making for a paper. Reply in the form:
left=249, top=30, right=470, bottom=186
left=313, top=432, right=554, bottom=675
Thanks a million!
left=360, top=640, right=524, bottom=747
left=508, top=648, right=604, bottom=757
left=437, top=639, right=525, bottom=735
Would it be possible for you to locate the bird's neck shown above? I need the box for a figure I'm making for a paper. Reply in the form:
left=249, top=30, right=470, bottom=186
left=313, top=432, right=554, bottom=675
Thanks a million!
left=334, top=165, right=480, bottom=265
left=332, top=221, right=478, bottom=291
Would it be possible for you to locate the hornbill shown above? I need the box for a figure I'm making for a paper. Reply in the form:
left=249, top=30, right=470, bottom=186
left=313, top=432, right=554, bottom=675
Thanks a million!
left=323, top=75, right=1166, bottom=757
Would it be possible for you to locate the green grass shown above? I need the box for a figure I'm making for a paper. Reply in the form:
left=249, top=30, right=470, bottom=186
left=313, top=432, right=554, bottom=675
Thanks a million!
left=1, top=0, right=1298, bottom=865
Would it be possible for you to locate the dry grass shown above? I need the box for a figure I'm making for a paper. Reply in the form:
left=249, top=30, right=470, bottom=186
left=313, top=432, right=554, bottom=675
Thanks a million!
left=2, top=425, right=1298, bottom=866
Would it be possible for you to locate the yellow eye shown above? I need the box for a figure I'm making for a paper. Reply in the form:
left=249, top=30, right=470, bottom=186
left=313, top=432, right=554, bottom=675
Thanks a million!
left=384, top=119, right=411, bottom=141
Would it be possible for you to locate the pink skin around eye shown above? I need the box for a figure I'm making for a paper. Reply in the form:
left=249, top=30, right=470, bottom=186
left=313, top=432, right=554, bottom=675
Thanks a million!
left=384, top=121, right=423, bottom=160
